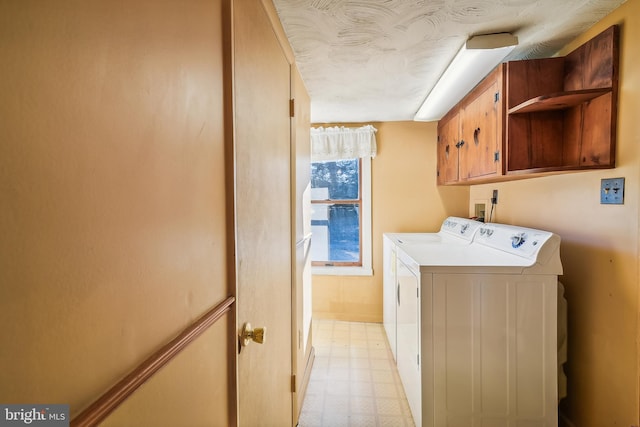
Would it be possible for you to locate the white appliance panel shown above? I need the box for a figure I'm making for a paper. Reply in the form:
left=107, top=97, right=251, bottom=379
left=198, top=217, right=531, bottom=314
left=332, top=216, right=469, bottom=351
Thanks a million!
left=385, top=218, right=561, bottom=427
left=431, top=274, right=557, bottom=426
left=383, top=235, right=398, bottom=361
left=396, top=257, right=421, bottom=426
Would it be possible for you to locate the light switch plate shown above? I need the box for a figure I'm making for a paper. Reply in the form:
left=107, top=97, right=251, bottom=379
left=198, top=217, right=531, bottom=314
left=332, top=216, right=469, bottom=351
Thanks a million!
left=601, top=177, right=625, bottom=204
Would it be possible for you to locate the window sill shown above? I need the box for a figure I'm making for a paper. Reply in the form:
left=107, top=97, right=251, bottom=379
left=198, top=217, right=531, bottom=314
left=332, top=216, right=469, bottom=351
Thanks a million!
left=311, top=266, right=373, bottom=277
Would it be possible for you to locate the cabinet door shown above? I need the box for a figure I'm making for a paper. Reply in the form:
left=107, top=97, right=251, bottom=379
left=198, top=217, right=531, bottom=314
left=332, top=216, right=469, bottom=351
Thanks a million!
left=436, top=111, right=460, bottom=185
left=459, top=78, right=500, bottom=180
left=396, top=258, right=421, bottom=426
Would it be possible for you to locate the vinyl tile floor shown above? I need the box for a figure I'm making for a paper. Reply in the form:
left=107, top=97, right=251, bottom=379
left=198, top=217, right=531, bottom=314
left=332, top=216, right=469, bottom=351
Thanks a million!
left=298, top=319, right=415, bottom=427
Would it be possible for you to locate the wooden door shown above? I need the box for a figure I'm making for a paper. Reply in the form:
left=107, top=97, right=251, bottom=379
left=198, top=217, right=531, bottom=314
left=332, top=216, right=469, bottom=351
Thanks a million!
left=436, top=111, right=460, bottom=185
left=233, top=0, right=293, bottom=425
left=460, top=75, right=500, bottom=180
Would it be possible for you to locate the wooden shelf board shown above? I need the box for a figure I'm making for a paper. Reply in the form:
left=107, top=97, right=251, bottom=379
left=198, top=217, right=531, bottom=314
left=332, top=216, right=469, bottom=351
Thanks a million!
left=508, top=88, right=611, bottom=114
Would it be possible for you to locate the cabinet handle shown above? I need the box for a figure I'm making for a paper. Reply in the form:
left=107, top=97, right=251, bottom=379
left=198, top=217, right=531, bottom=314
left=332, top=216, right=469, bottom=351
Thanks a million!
left=474, top=127, right=480, bottom=145
left=397, top=283, right=400, bottom=305
left=445, top=144, right=450, bottom=158
left=456, top=140, right=465, bottom=148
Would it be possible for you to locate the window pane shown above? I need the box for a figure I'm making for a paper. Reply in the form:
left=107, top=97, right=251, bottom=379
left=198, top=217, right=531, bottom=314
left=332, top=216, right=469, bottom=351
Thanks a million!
left=311, top=203, right=360, bottom=263
left=311, top=159, right=359, bottom=200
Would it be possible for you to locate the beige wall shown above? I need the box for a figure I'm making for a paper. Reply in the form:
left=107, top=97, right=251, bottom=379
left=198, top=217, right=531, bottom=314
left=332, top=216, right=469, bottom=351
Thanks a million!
left=0, top=1, right=231, bottom=424
left=312, top=121, right=469, bottom=322
left=470, top=1, right=640, bottom=425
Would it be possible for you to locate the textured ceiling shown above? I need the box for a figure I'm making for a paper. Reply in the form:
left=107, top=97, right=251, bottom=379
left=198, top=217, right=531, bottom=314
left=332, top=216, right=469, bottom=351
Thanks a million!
left=273, top=0, right=626, bottom=123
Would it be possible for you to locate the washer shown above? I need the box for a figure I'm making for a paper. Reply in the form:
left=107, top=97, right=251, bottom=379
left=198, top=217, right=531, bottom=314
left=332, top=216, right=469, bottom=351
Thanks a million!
left=384, top=216, right=482, bottom=247
left=387, top=220, right=562, bottom=426
left=383, top=217, right=482, bottom=362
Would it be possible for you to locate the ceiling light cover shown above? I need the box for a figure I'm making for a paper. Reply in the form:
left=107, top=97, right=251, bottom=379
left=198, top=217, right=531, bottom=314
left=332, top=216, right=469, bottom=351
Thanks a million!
left=414, top=33, right=518, bottom=122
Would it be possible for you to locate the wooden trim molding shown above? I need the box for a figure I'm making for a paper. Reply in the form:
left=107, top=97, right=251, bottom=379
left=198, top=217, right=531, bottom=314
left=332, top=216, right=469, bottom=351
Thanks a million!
left=260, top=0, right=295, bottom=64
left=71, top=296, right=236, bottom=427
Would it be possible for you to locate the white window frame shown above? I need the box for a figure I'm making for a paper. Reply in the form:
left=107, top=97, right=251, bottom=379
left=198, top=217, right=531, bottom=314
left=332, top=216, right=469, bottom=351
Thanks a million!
left=312, top=156, right=372, bottom=276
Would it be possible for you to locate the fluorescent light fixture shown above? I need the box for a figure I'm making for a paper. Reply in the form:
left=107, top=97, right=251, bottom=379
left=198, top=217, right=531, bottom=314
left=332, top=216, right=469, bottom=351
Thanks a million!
left=414, top=33, right=518, bottom=122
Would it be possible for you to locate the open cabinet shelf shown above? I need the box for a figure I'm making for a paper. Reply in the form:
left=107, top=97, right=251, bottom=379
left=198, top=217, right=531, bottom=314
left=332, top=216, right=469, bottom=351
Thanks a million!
left=505, top=25, right=618, bottom=174
left=508, top=88, right=612, bottom=114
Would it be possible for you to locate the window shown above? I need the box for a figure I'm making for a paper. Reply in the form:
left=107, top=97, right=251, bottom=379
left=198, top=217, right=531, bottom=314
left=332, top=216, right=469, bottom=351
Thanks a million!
left=310, top=157, right=372, bottom=276
left=309, top=124, right=376, bottom=276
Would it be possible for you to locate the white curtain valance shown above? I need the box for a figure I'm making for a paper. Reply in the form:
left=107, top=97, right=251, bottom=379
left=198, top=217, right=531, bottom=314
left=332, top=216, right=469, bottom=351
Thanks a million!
left=310, top=125, right=377, bottom=161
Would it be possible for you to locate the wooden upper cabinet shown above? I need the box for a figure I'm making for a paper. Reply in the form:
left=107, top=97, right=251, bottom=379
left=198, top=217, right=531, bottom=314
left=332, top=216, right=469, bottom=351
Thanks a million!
left=506, top=25, right=618, bottom=174
left=459, top=69, right=502, bottom=181
left=437, top=110, right=460, bottom=185
left=436, top=66, right=504, bottom=184
left=505, top=57, right=566, bottom=171
left=562, top=25, right=618, bottom=169
left=437, top=25, right=619, bottom=185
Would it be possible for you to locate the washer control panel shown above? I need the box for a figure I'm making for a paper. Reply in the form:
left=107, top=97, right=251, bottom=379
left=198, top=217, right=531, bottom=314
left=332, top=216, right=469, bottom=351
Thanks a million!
left=441, top=217, right=482, bottom=241
left=476, top=224, right=553, bottom=259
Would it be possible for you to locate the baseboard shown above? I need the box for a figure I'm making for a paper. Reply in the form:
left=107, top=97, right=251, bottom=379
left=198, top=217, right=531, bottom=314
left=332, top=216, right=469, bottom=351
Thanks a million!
left=294, top=346, right=315, bottom=427
left=312, top=312, right=381, bottom=323
left=299, top=346, right=315, bottom=398
left=559, top=410, right=576, bottom=427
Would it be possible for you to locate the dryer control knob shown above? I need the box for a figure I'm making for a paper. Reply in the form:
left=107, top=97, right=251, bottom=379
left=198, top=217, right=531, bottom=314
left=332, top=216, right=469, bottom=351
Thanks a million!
left=511, top=233, right=526, bottom=248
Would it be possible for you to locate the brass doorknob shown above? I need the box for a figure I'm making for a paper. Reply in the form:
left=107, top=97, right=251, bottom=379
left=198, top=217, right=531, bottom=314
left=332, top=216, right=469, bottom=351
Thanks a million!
left=240, top=322, right=266, bottom=347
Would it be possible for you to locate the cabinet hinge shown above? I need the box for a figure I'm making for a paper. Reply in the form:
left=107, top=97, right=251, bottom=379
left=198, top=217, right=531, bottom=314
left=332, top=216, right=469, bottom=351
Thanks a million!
left=494, top=92, right=500, bottom=103
left=289, top=99, right=295, bottom=118
left=292, top=374, right=296, bottom=392
left=494, top=151, right=500, bottom=162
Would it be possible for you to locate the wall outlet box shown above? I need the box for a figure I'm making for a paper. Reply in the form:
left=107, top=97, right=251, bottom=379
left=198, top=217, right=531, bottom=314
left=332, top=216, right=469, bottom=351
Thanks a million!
left=474, top=202, right=487, bottom=221
left=601, top=177, right=624, bottom=204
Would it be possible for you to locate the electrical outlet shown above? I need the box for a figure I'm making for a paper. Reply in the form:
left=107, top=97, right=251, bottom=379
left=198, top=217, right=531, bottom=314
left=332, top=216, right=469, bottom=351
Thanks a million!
left=601, top=177, right=624, bottom=204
